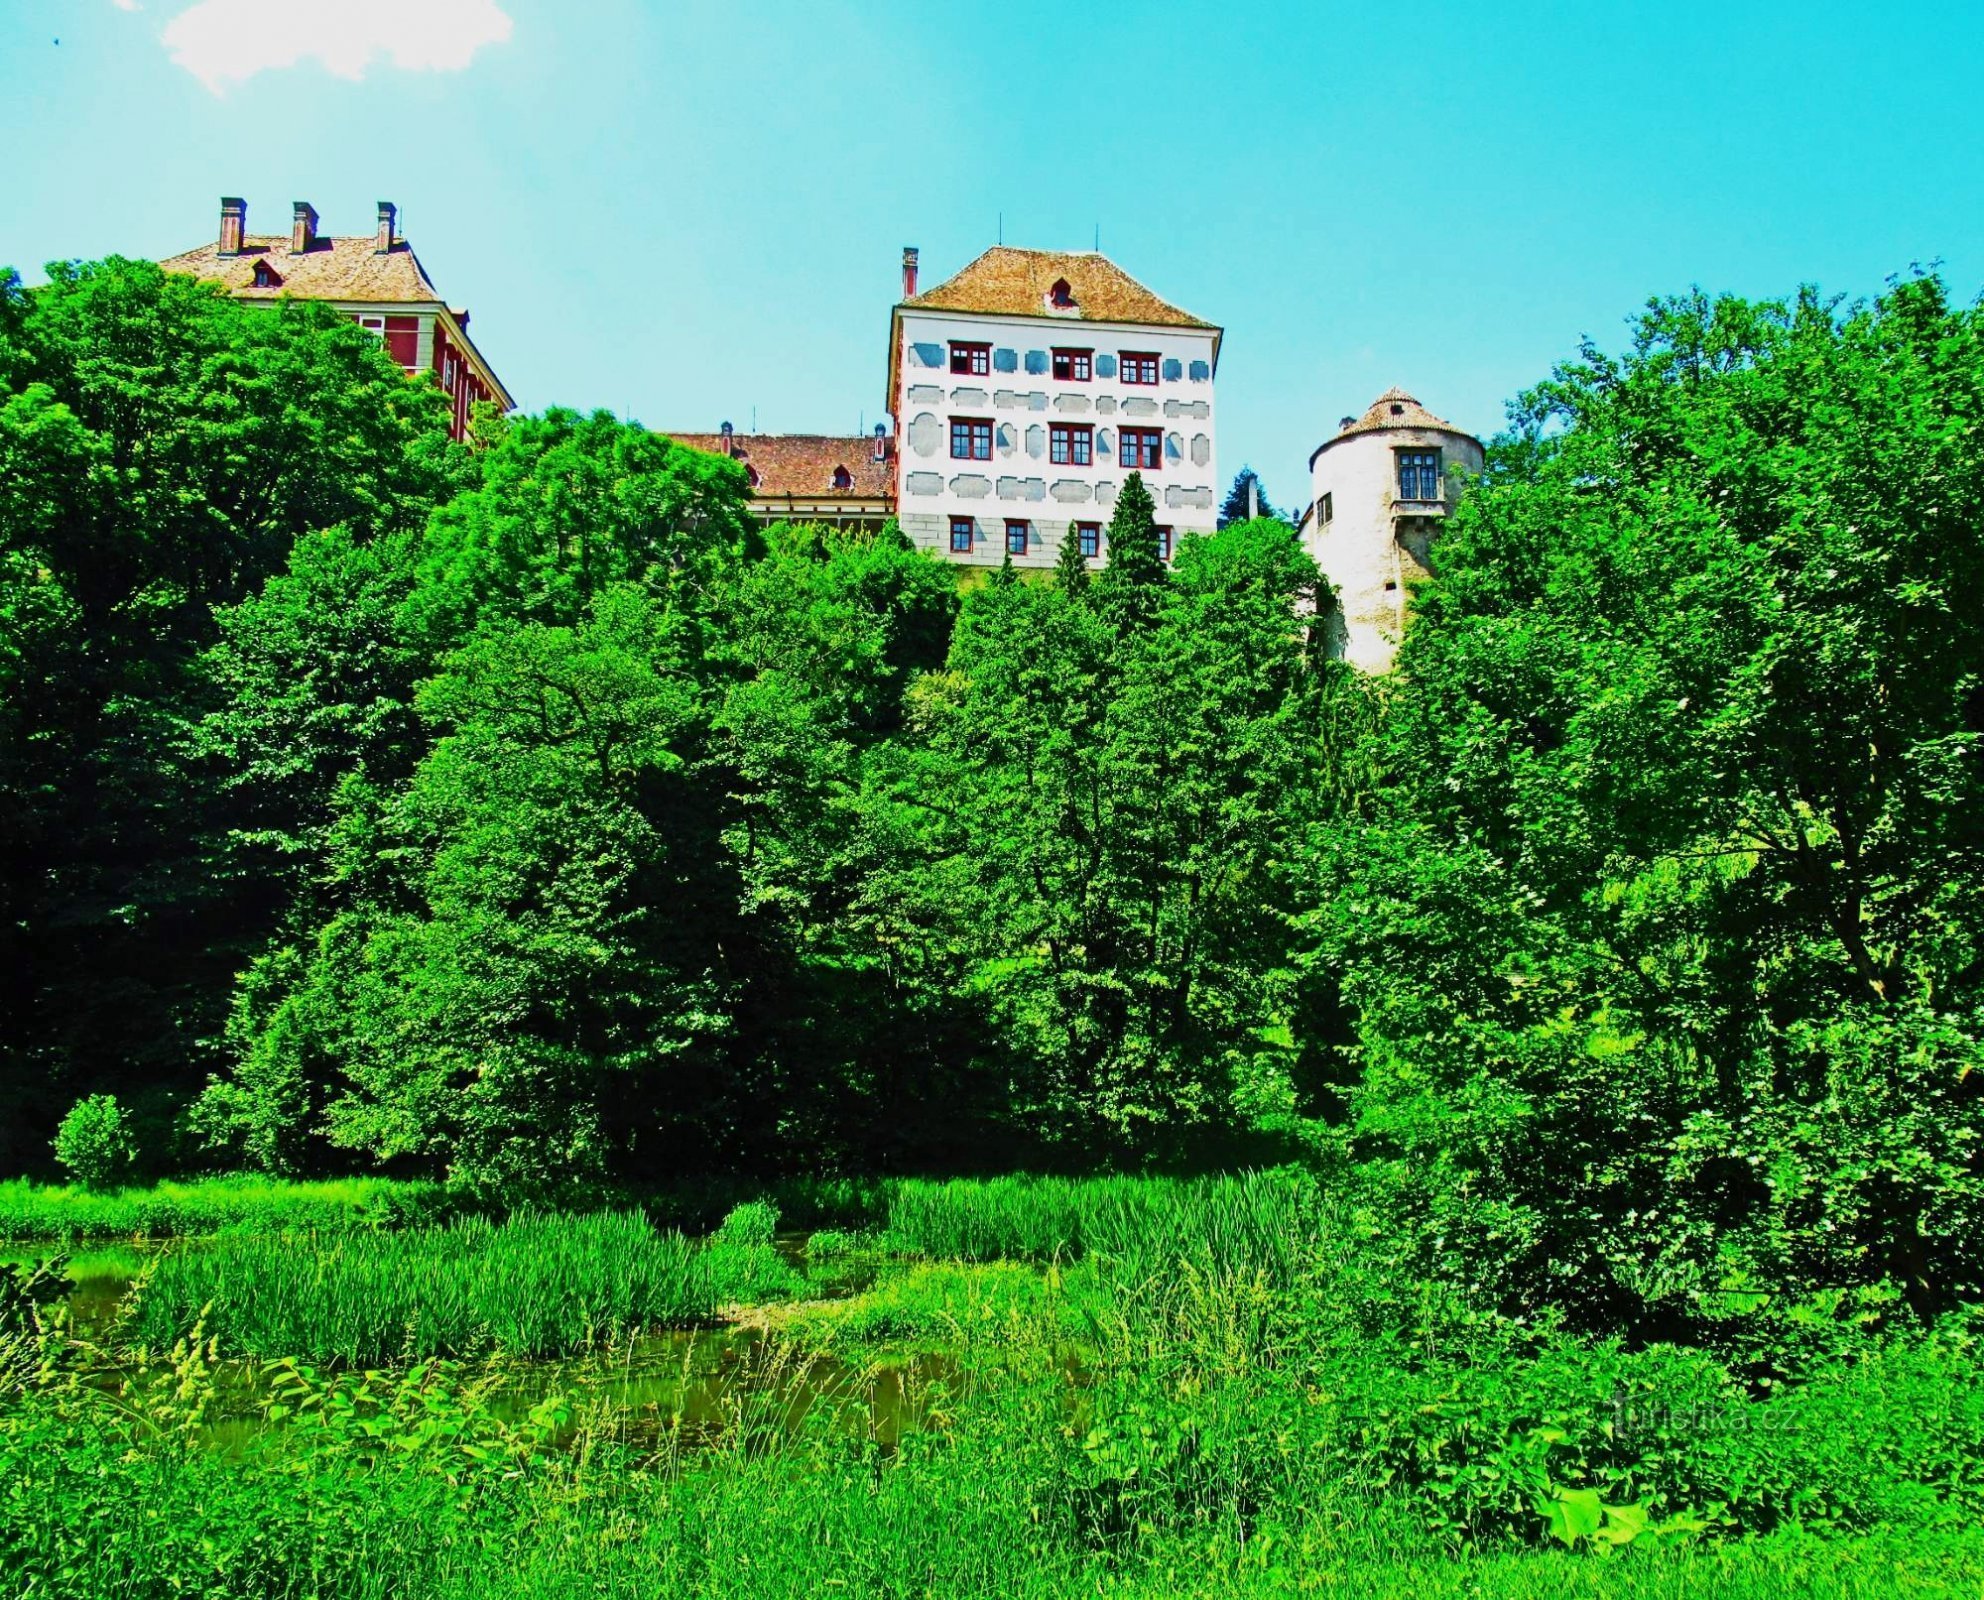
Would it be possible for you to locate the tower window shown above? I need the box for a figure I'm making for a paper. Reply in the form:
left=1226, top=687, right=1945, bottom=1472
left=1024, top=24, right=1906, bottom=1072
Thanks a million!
left=1397, top=449, right=1442, bottom=500
left=1318, top=492, right=1333, bottom=525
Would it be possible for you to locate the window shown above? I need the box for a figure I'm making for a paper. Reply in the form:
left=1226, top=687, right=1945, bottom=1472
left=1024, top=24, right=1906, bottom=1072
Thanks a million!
left=1317, top=492, right=1334, bottom=525
left=832, top=466, right=853, bottom=490
left=950, top=342, right=990, bottom=376
left=1398, top=449, right=1442, bottom=500
left=1118, top=427, right=1162, bottom=471
left=951, top=418, right=993, bottom=460
left=253, top=260, right=284, bottom=289
left=1120, top=351, right=1160, bottom=386
left=951, top=517, right=975, bottom=553
left=1076, top=522, right=1101, bottom=559
left=1006, top=520, right=1030, bottom=556
left=1049, top=423, right=1093, bottom=466
left=1052, top=348, right=1093, bottom=382
left=1049, top=277, right=1076, bottom=308
left=1156, top=525, right=1174, bottom=560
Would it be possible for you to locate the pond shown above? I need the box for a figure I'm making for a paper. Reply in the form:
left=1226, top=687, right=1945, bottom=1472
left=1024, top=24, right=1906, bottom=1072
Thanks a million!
left=0, top=1232, right=1008, bottom=1460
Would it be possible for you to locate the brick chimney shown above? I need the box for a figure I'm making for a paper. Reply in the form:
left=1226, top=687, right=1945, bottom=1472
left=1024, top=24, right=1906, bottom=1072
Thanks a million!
left=872, top=423, right=887, bottom=462
left=218, top=196, right=246, bottom=257
left=375, top=201, right=397, bottom=254
left=901, top=246, right=918, bottom=300
left=291, top=201, right=319, bottom=255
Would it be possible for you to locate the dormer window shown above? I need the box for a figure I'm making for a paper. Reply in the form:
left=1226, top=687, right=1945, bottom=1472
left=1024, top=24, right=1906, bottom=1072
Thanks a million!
left=832, top=466, right=853, bottom=490
left=746, top=466, right=761, bottom=488
left=1048, top=278, right=1076, bottom=309
left=252, top=260, right=283, bottom=289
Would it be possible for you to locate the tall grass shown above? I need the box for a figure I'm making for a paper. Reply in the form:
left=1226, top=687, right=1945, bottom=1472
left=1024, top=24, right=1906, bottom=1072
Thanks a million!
left=0, top=1175, right=463, bottom=1241
left=881, top=1170, right=1317, bottom=1284
left=127, top=1211, right=724, bottom=1361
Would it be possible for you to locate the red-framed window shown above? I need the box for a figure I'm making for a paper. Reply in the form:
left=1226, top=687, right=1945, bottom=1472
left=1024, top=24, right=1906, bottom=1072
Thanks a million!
left=1052, top=348, right=1093, bottom=382
left=1120, top=351, right=1160, bottom=385
left=1075, top=522, right=1102, bottom=558
left=1049, top=423, right=1093, bottom=466
left=950, top=342, right=991, bottom=376
left=1006, top=520, right=1030, bottom=556
left=951, top=418, right=993, bottom=460
left=1118, top=427, right=1162, bottom=471
left=951, top=517, right=975, bottom=553
left=1156, top=525, right=1174, bottom=560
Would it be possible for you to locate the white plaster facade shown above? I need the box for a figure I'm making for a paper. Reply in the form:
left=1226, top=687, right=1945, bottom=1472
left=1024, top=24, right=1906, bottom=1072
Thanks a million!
left=889, top=256, right=1221, bottom=570
left=1303, top=388, right=1484, bottom=673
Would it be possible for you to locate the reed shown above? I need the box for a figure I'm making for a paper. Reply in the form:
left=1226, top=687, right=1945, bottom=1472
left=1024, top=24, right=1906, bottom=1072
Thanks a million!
left=880, top=1169, right=1317, bottom=1285
left=126, top=1211, right=716, bottom=1362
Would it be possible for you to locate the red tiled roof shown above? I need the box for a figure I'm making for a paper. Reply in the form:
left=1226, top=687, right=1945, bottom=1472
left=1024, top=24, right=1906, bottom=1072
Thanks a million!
left=160, top=234, right=443, bottom=304
left=665, top=433, right=893, bottom=499
left=1311, top=388, right=1480, bottom=465
left=903, top=246, right=1215, bottom=330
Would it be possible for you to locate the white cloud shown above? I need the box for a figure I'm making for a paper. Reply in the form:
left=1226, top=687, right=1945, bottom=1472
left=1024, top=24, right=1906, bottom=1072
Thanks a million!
left=161, top=0, right=513, bottom=93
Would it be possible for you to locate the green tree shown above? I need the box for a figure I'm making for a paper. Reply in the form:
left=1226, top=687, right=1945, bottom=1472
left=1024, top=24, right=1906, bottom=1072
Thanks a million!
left=1319, top=275, right=1984, bottom=1330
left=0, top=258, right=457, bottom=1169
left=1097, top=471, right=1165, bottom=631
left=1218, top=466, right=1282, bottom=529
left=903, top=516, right=1329, bottom=1155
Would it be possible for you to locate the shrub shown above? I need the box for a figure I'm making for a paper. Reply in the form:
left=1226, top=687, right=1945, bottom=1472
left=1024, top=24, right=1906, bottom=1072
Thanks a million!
left=50, top=1096, right=137, bottom=1191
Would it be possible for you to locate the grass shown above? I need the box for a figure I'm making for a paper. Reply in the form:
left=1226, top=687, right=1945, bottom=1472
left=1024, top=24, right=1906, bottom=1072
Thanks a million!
left=880, top=1169, right=1317, bottom=1284
left=8, top=1169, right=1984, bottom=1596
left=125, top=1207, right=798, bottom=1361
left=0, top=1174, right=463, bottom=1241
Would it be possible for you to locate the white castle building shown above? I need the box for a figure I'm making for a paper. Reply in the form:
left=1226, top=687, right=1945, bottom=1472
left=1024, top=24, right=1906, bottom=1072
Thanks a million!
left=1303, top=388, right=1484, bottom=672
left=887, top=247, right=1222, bottom=568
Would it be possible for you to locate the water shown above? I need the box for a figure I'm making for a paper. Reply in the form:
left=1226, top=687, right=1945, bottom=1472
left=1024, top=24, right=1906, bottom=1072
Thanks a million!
left=1, top=1232, right=957, bottom=1458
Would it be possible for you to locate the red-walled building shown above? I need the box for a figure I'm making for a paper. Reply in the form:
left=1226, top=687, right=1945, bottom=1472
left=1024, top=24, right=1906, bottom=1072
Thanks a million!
left=161, top=198, right=512, bottom=443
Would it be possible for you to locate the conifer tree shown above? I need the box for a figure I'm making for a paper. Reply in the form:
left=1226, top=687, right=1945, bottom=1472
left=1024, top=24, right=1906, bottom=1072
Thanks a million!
left=1053, top=521, right=1090, bottom=597
left=1098, top=471, right=1165, bottom=626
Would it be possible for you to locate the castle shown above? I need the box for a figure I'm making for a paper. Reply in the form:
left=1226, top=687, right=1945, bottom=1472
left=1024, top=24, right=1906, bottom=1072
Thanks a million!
left=164, top=200, right=1477, bottom=671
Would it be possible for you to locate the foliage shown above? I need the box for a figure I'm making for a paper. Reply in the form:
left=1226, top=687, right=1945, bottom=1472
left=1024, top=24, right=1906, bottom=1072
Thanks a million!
left=50, top=1095, right=136, bottom=1190
left=1308, top=274, right=1984, bottom=1334
left=0, top=259, right=460, bottom=1172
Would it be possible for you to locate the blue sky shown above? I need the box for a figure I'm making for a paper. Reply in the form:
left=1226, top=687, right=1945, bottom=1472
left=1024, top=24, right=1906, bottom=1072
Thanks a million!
left=5, top=0, right=1982, bottom=506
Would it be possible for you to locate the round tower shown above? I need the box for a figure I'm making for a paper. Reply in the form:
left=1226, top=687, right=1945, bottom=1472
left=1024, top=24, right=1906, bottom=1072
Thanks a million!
left=1305, top=387, right=1483, bottom=673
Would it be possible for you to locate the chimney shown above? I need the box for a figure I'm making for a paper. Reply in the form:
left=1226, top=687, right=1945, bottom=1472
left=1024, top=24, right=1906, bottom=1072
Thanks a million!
left=291, top=201, right=318, bottom=255
left=720, top=420, right=735, bottom=456
left=872, top=422, right=887, bottom=462
left=218, top=196, right=246, bottom=257
left=901, top=246, right=919, bottom=300
left=375, top=201, right=397, bottom=254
